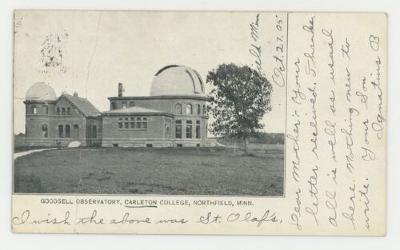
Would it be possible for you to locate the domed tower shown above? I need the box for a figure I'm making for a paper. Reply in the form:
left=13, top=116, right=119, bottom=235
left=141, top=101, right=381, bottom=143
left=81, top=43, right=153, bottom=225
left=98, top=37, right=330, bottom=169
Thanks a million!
left=105, top=65, right=209, bottom=147
left=26, top=82, right=57, bottom=101
left=24, top=82, right=58, bottom=145
left=150, top=65, right=208, bottom=146
left=150, top=65, right=205, bottom=97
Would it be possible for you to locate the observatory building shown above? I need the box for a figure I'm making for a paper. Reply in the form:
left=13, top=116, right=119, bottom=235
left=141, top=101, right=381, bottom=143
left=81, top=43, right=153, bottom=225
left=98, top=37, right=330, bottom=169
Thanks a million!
left=23, top=65, right=209, bottom=147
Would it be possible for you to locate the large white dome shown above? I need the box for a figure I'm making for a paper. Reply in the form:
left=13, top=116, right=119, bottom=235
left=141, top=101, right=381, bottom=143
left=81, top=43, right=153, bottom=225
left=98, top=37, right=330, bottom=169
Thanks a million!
left=25, top=82, right=57, bottom=101
left=150, top=65, right=205, bottom=96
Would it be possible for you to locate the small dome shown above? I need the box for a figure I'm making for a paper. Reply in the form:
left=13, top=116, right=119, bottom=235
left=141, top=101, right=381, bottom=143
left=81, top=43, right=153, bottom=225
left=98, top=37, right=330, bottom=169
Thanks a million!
left=25, top=82, right=57, bottom=101
left=150, top=65, right=205, bottom=96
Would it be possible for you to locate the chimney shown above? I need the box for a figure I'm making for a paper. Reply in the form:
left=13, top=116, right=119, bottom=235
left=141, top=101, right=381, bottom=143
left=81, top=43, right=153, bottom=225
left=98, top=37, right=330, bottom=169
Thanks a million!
left=118, top=82, right=124, bottom=97
left=73, top=91, right=78, bottom=97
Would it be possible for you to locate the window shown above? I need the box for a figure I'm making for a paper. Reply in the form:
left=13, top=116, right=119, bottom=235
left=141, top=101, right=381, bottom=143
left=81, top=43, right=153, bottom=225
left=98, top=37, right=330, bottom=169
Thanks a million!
left=92, top=125, right=97, bottom=138
left=42, top=124, right=48, bottom=138
left=130, top=117, right=136, bottom=128
left=196, top=120, right=201, bottom=138
left=58, top=125, right=64, bottom=138
left=57, top=107, right=60, bottom=115
left=111, top=102, right=116, bottom=110
left=124, top=117, right=129, bottom=129
left=142, top=117, right=147, bottom=128
left=186, top=104, right=193, bottom=115
left=31, top=106, right=37, bottom=114
left=118, top=117, right=148, bottom=130
left=45, top=105, right=49, bottom=115
left=186, top=120, right=193, bottom=138
left=175, top=103, right=182, bottom=114
left=67, top=107, right=71, bottom=115
left=176, top=120, right=182, bottom=138
left=73, top=124, right=79, bottom=139
left=65, top=124, right=71, bottom=138
left=197, top=104, right=201, bottom=115
left=118, top=117, right=123, bottom=129
left=62, top=108, right=66, bottom=115
left=122, top=101, right=127, bottom=109
left=129, top=101, right=135, bottom=107
left=165, top=121, right=171, bottom=138
left=203, top=104, right=206, bottom=114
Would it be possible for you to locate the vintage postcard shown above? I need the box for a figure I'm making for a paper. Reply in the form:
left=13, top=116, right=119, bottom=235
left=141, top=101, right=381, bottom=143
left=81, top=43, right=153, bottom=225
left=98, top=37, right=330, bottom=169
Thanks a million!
left=12, top=10, right=387, bottom=235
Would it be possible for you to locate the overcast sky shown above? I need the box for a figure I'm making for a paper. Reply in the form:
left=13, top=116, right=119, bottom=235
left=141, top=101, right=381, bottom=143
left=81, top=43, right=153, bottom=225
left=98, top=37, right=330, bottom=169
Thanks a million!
left=14, top=11, right=286, bottom=134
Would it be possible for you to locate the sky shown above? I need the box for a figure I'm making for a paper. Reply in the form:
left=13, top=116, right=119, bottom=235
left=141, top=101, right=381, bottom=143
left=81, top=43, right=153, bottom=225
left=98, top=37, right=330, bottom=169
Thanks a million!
left=13, top=11, right=286, bottom=134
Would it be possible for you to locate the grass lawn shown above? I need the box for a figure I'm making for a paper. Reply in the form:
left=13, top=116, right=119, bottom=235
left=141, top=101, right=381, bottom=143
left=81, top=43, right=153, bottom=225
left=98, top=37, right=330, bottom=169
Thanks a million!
left=14, top=146, right=284, bottom=196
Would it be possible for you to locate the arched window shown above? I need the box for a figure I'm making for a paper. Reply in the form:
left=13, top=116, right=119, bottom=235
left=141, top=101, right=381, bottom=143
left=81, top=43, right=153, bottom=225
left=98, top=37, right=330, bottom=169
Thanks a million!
left=58, top=125, right=64, bottom=138
left=111, top=102, right=116, bottom=110
left=92, top=125, right=97, bottom=138
left=65, top=124, right=71, bottom=138
left=73, top=124, right=79, bottom=139
left=186, top=104, right=193, bottom=115
left=31, top=105, right=37, bottom=114
left=41, top=124, right=48, bottom=138
left=175, top=103, right=182, bottom=114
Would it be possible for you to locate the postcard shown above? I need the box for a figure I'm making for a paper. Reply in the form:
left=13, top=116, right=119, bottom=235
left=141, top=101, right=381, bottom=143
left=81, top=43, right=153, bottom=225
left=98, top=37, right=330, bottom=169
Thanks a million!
left=12, top=10, right=387, bottom=235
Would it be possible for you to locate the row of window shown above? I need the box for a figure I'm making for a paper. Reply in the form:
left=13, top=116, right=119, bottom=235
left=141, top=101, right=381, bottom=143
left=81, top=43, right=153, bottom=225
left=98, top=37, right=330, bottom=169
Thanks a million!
left=27, top=105, right=71, bottom=116
left=28, top=105, right=48, bottom=115
left=38, top=120, right=201, bottom=139
left=56, top=107, right=71, bottom=115
left=176, top=120, right=201, bottom=139
left=111, top=101, right=135, bottom=110
left=39, top=124, right=81, bottom=138
left=175, top=103, right=206, bottom=115
left=57, top=124, right=82, bottom=138
left=118, top=117, right=148, bottom=129
left=115, top=117, right=201, bottom=139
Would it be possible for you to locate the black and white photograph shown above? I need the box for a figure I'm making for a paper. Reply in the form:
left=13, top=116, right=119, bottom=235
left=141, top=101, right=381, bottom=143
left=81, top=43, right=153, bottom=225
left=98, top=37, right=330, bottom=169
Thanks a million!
left=13, top=11, right=286, bottom=196
left=7, top=7, right=390, bottom=237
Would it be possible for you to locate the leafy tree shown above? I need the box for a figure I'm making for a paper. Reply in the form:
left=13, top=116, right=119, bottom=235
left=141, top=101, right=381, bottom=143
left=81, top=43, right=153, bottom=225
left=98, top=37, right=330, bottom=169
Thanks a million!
left=206, top=63, right=273, bottom=152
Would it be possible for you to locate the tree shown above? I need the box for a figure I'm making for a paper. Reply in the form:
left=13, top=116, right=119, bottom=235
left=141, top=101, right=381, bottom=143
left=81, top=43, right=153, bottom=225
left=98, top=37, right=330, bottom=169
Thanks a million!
left=206, top=63, right=273, bottom=153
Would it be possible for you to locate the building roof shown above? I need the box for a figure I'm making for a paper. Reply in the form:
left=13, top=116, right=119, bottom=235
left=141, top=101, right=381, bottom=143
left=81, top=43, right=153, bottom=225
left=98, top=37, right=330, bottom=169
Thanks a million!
left=103, top=106, right=173, bottom=117
left=61, top=94, right=101, bottom=117
left=108, top=95, right=210, bottom=101
left=25, top=82, right=57, bottom=101
left=150, top=65, right=205, bottom=97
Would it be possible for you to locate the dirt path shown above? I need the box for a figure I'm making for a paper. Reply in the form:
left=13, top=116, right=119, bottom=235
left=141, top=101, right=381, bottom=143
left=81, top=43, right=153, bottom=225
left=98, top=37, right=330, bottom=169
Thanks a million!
left=14, top=148, right=55, bottom=160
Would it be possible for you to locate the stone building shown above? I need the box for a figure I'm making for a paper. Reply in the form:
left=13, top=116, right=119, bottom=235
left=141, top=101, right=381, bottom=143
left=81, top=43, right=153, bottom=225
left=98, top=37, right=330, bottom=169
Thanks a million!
left=23, top=65, right=209, bottom=147
left=24, top=82, right=102, bottom=147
